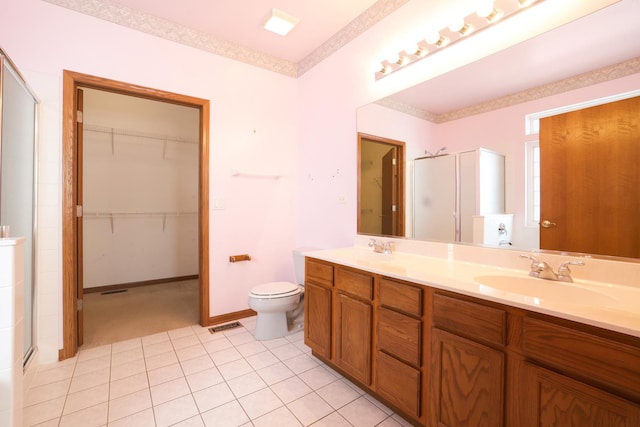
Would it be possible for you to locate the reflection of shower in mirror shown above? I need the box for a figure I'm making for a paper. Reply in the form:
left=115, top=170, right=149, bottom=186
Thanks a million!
left=423, top=147, right=447, bottom=157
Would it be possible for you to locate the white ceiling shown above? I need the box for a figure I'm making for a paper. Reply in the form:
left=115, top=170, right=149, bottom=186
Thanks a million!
left=108, top=0, right=382, bottom=63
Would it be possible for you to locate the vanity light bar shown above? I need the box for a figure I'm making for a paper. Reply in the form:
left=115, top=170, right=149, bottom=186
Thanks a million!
left=375, top=0, right=544, bottom=80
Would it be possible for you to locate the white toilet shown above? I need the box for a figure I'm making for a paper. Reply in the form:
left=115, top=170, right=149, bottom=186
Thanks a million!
left=248, top=249, right=309, bottom=340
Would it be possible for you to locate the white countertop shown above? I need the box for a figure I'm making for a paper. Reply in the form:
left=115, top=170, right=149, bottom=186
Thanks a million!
left=305, top=246, right=640, bottom=338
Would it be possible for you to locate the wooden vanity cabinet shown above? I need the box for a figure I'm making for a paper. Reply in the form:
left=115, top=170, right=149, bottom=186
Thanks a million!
left=334, top=266, right=374, bottom=385
left=304, top=258, right=334, bottom=359
left=430, top=292, right=506, bottom=427
left=516, top=316, right=640, bottom=426
left=304, top=257, right=640, bottom=427
left=520, top=363, right=640, bottom=426
left=375, top=278, right=425, bottom=420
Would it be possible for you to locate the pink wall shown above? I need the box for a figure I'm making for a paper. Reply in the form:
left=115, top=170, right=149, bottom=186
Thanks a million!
left=1, top=0, right=298, bottom=361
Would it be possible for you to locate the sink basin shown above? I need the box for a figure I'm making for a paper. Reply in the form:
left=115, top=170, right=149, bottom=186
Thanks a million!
left=474, top=275, right=615, bottom=305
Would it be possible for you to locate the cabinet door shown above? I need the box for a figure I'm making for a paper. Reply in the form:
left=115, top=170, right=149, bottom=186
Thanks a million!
left=521, top=363, right=640, bottom=427
left=335, top=292, right=372, bottom=385
left=304, top=282, right=332, bottom=359
left=431, top=328, right=505, bottom=427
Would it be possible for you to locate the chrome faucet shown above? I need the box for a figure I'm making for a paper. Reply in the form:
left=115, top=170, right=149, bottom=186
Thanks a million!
left=368, top=238, right=394, bottom=254
left=520, top=255, right=584, bottom=282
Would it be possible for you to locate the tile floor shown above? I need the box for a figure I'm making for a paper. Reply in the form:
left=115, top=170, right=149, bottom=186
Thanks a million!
left=23, top=316, right=413, bottom=427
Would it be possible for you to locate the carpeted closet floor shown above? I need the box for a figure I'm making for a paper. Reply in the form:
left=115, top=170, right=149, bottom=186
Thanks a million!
left=82, top=279, right=199, bottom=349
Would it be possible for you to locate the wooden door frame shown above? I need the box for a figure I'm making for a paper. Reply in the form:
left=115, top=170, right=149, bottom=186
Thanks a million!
left=60, top=70, right=210, bottom=360
left=357, top=133, right=406, bottom=237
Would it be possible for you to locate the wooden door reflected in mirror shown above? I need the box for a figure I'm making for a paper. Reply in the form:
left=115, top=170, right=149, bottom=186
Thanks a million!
left=540, top=96, right=640, bottom=258
left=358, top=133, right=405, bottom=237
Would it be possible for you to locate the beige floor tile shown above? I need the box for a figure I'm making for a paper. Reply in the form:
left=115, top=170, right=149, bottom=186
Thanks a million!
left=111, top=337, right=143, bottom=354
left=108, top=388, right=152, bottom=423
left=62, top=383, right=109, bottom=415
left=252, top=406, right=303, bottom=427
left=201, top=400, right=250, bottom=427
left=110, top=358, right=147, bottom=382
left=172, top=414, right=206, bottom=426
left=107, top=407, right=156, bottom=427
left=59, top=401, right=108, bottom=427
left=25, top=378, right=71, bottom=406
left=238, top=388, right=284, bottom=420
left=150, top=377, right=191, bottom=406
left=271, top=376, right=313, bottom=404
left=23, top=396, right=66, bottom=426
left=110, top=372, right=149, bottom=400
left=256, top=362, right=295, bottom=386
left=68, top=367, right=110, bottom=394
left=192, top=382, right=235, bottom=413
left=171, top=334, right=201, bottom=350
left=176, top=343, right=207, bottom=362
left=338, top=396, right=389, bottom=427
left=168, top=326, right=197, bottom=340
left=147, top=362, right=184, bottom=386
left=179, top=353, right=214, bottom=376
left=185, top=367, right=224, bottom=392
left=31, top=364, right=75, bottom=388
left=153, top=394, right=199, bottom=427
left=287, top=392, right=333, bottom=426
left=111, top=347, right=144, bottom=367
left=227, top=371, right=267, bottom=398
left=74, top=354, right=111, bottom=377
left=143, top=340, right=174, bottom=358
left=145, top=349, right=179, bottom=371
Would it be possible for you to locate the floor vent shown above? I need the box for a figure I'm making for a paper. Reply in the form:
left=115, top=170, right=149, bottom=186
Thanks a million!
left=209, top=321, right=242, bottom=334
left=101, top=289, right=128, bottom=295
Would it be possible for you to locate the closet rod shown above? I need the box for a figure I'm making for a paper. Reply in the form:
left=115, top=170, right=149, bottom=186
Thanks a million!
left=83, top=211, right=198, bottom=218
left=83, top=124, right=198, bottom=145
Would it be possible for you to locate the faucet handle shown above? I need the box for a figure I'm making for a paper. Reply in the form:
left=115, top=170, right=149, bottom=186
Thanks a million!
left=520, top=254, right=539, bottom=266
left=557, top=260, right=585, bottom=280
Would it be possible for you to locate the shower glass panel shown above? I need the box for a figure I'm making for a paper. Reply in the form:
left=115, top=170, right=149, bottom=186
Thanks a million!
left=0, top=51, right=38, bottom=366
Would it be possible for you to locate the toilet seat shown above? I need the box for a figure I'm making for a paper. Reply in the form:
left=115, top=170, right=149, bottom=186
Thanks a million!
left=250, top=281, right=301, bottom=299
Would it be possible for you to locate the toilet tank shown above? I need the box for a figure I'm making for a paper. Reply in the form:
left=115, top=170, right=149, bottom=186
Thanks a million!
left=292, top=248, right=317, bottom=285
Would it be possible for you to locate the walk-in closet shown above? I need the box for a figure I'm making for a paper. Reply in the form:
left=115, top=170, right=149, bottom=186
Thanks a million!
left=80, top=88, right=200, bottom=347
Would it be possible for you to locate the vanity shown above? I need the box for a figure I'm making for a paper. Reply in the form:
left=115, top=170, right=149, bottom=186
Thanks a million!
left=303, top=241, right=640, bottom=427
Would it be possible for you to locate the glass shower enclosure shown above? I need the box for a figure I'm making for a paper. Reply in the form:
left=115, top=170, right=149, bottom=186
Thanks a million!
left=0, top=49, right=39, bottom=367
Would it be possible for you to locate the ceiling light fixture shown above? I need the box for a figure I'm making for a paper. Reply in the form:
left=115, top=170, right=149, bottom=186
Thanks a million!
left=263, top=8, right=299, bottom=36
left=375, top=0, right=543, bottom=80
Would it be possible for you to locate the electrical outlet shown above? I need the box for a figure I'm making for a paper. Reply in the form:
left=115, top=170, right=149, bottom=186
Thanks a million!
left=337, top=196, right=347, bottom=204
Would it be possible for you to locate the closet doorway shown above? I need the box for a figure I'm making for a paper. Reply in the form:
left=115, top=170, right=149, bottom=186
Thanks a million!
left=61, top=71, right=210, bottom=359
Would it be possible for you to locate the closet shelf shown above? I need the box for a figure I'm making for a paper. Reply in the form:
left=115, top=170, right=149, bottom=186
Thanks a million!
left=83, top=211, right=197, bottom=234
left=84, top=211, right=197, bottom=218
left=83, top=124, right=198, bottom=145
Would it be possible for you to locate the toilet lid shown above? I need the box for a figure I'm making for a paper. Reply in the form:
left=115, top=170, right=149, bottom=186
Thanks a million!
left=250, top=281, right=300, bottom=298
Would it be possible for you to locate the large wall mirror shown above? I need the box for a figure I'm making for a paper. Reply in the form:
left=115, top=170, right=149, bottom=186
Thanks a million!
left=357, top=0, right=640, bottom=260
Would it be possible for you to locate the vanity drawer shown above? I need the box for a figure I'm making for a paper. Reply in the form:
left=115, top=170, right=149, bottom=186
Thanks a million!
left=376, top=350, right=421, bottom=419
left=378, top=307, right=421, bottom=367
left=335, top=267, right=373, bottom=300
left=305, top=258, right=334, bottom=287
left=433, top=293, right=506, bottom=347
left=522, top=317, right=640, bottom=400
left=379, top=278, right=423, bottom=317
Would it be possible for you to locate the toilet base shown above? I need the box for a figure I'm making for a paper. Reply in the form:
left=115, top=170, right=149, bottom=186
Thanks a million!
left=254, top=311, right=290, bottom=341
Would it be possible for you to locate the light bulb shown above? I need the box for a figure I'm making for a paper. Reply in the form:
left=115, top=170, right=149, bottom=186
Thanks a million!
left=448, top=18, right=465, bottom=33
left=476, top=0, right=495, bottom=17
left=425, top=31, right=442, bottom=45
